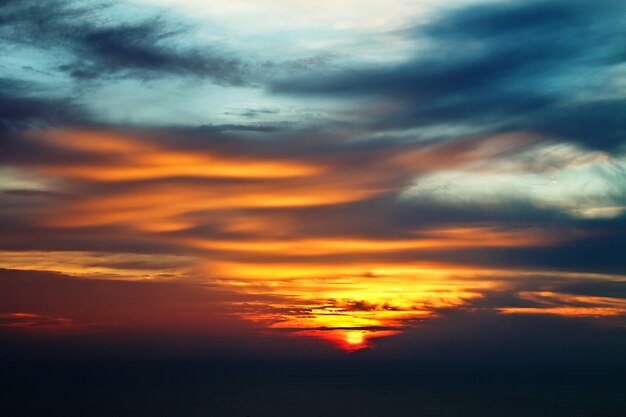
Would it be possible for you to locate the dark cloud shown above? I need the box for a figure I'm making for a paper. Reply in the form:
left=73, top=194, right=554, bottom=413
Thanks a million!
left=460, top=274, right=626, bottom=309
left=271, top=0, right=626, bottom=152
left=557, top=280, right=626, bottom=299
left=194, top=122, right=292, bottom=133
left=224, top=108, right=281, bottom=119
left=0, top=79, right=89, bottom=131
left=406, top=217, right=626, bottom=274
left=0, top=218, right=189, bottom=255
left=0, top=0, right=249, bottom=85
left=378, top=220, right=626, bottom=275
left=491, top=230, right=626, bottom=274
left=2, top=189, right=72, bottom=199
left=534, top=99, right=626, bottom=152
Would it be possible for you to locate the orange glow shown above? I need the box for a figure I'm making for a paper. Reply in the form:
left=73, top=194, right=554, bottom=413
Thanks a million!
left=295, top=329, right=400, bottom=352
left=499, top=291, right=626, bottom=317
left=224, top=268, right=485, bottom=349
left=499, top=307, right=626, bottom=317
left=36, top=130, right=322, bottom=181
left=187, top=227, right=563, bottom=256
left=207, top=260, right=492, bottom=281
left=42, top=181, right=380, bottom=229
left=3, top=128, right=624, bottom=351
left=0, top=313, right=83, bottom=333
left=0, top=250, right=192, bottom=279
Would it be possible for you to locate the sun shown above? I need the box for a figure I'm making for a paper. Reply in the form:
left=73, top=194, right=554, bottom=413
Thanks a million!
left=345, top=331, right=365, bottom=346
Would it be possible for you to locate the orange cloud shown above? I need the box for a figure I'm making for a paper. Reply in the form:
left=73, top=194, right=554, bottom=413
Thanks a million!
left=2, top=128, right=624, bottom=351
left=35, top=130, right=322, bottom=181
left=500, top=291, right=626, bottom=318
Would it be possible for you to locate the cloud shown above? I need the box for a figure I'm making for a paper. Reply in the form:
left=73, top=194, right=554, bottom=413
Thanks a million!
left=1, top=127, right=624, bottom=274
left=271, top=0, right=626, bottom=152
left=0, top=0, right=249, bottom=85
left=0, top=0, right=624, bottom=359
left=0, top=79, right=89, bottom=131
left=0, top=312, right=76, bottom=331
left=2, top=126, right=623, bottom=354
left=557, top=280, right=626, bottom=299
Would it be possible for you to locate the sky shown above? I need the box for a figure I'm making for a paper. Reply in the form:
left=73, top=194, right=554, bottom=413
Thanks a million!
left=1, top=1, right=626, bottom=415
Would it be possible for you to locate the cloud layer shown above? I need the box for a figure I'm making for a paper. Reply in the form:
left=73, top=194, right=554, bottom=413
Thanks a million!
left=0, top=0, right=625, bottom=353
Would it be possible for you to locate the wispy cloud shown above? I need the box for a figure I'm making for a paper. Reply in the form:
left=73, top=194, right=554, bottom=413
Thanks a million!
left=271, top=0, right=626, bottom=152
left=0, top=0, right=249, bottom=84
left=0, top=0, right=625, bottom=353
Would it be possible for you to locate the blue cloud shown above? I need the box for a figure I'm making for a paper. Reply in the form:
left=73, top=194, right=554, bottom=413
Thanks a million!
left=271, top=0, right=626, bottom=152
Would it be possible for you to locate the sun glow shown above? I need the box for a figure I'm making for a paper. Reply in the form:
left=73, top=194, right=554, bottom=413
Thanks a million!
left=4, top=128, right=625, bottom=352
left=295, top=329, right=400, bottom=352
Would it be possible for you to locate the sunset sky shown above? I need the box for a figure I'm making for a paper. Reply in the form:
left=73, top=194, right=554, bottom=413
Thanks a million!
left=1, top=0, right=626, bottom=415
